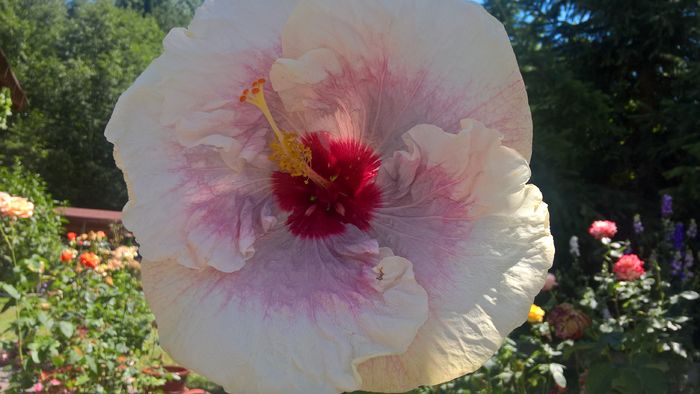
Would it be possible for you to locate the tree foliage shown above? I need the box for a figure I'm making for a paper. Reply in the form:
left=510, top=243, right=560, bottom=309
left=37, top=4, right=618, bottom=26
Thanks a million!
left=485, top=0, right=700, bottom=259
left=0, top=0, right=163, bottom=209
left=115, top=0, right=203, bottom=31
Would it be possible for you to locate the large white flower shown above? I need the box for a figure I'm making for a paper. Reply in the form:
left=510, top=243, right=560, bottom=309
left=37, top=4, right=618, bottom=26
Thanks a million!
left=105, top=0, right=554, bottom=393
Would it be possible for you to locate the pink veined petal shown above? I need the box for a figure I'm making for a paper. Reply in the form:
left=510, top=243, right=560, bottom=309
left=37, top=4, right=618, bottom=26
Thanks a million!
left=271, top=0, right=532, bottom=159
left=359, top=121, right=554, bottom=391
left=143, top=227, right=428, bottom=393
left=105, top=0, right=297, bottom=272
left=107, top=1, right=551, bottom=392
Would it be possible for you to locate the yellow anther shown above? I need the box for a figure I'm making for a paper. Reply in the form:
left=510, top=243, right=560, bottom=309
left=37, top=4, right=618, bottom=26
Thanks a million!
left=240, top=78, right=330, bottom=189
left=269, top=131, right=312, bottom=177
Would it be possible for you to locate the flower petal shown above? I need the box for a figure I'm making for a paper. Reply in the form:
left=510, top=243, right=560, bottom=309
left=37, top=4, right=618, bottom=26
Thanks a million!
left=272, top=0, right=532, bottom=159
left=142, top=228, right=428, bottom=393
left=106, top=0, right=295, bottom=272
left=360, top=121, right=553, bottom=391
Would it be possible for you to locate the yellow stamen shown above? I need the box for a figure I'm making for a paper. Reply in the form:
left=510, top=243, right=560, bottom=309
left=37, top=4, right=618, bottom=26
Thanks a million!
left=240, top=79, right=330, bottom=188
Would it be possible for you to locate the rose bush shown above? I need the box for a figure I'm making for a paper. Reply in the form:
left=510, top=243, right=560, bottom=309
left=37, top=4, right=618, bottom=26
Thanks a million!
left=418, top=204, right=698, bottom=394
left=0, top=166, right=169, bottom=393
left=2, top=224, right=167, bottom=392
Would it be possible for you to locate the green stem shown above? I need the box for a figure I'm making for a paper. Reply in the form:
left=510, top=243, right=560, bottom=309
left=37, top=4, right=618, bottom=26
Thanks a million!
left=652, top=258, right=665, bottom=302
left=14, top=304, right=23, bottom=366
left=0, top=222, right=17, bottom=269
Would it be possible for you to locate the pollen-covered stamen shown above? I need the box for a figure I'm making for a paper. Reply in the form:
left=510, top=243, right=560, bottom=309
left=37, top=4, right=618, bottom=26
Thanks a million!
left=240, top=79, right=330, bottom=188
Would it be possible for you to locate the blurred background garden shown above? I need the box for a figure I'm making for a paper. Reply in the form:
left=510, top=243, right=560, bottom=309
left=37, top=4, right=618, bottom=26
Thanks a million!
left=0, top=0, right=699, bottom=392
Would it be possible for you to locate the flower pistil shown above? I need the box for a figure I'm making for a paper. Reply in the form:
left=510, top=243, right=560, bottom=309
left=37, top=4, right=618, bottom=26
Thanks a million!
left=240, top=79, right=330, bottom=188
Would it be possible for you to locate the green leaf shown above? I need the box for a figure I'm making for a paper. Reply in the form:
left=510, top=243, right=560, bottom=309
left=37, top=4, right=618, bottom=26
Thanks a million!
left=30, top=349, right=40, bottom=364
left=75, top=374, right=90, bottom=385
left=670, top=342, right=687, bottom=358
left=678, top=291, right=699, bottom=300
left=1, top=299, right=13, bottom=313
left=549, top=363, right=567, bottom=388
left=638, top=367, right=668, bottom=394
left=1, top=283, right=20, bottom=299
left=51, top=354, right=65, bottom=367
left=85, top=355, right=97, bottom=373
left=586, top=363, right=616, bottom=393
left=612, top=369, right=643, bottom=393
left=58, top=321, right=74, bottom=338
left=23, top=255, right=46, bottom=273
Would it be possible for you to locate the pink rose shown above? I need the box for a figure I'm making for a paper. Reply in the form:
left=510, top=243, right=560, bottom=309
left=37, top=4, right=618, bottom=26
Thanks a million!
left=31, top=382, right=43, bottom=393
left=542, top=273, right=558, bottom=291
left=588, top=220, right=617, bottom=240
left=613, top=254, right=645, bottom=281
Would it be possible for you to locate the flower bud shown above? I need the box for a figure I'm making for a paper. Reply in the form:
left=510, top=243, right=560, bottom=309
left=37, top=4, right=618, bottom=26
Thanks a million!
left=542, top=273, right=558, bottom=291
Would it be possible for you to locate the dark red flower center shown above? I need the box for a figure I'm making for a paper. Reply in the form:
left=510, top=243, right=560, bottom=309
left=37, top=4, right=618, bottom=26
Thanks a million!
left=271, top=132, right=382, bottom=238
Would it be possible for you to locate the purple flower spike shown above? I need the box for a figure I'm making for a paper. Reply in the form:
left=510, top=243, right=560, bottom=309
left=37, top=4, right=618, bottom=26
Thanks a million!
left=661, top=194, right=673, bottom=218
left=687, top=219, right=697, bottom=239
left=673, top=223, right=685, bottom=251
left=671, top=252, right=683, bottom=277
left=633, top=214, right=644, bottom=234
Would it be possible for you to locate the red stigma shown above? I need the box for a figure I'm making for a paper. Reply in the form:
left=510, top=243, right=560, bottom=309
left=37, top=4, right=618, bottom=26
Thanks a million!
left=272, top=132, right=382, bottom=238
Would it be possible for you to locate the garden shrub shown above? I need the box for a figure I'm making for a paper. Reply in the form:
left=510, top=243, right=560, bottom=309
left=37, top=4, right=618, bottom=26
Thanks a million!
left=414, top=199, right=699, bottom=394
left=0, top=166, right=168, bottom=392
left=1, top=225, right=170, bottom=392
left=0, top=162, right=64, bottom=284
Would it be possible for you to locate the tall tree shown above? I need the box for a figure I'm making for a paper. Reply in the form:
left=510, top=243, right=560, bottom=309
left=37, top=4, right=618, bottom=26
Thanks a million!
left=485, top=0, right=700, bottom=257
left=115, top=0, right=203, bottom=31
left=0, top=0, right=163, bottom=209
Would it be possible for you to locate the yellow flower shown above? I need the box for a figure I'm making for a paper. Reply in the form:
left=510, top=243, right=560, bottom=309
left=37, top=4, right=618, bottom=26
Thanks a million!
left=528, top=304, right=545, bottom=323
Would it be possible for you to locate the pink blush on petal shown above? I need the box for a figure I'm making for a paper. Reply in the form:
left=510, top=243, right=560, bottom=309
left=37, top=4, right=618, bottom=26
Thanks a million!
left=296, top=59, right=468, bottom=154
left=374, top=163, right=473, bottom=292
left=198, top=228, right=385, bottom=318
left=276, top=53, right=530, bottom=159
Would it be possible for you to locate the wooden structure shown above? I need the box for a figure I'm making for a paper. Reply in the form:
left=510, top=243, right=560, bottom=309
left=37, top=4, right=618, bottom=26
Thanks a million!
left=58, top=207, right=122, bottom=234
left=0, top=47, right=27, bottom=111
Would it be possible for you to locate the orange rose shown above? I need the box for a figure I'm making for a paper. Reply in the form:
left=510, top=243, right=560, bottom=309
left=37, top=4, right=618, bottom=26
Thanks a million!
left=79, top=252, right=100, bottom=269
left=60, top=249, right=75, bottom=263
left=67, top=232, right=77, bottom=242
left=0, top=192, right=10, bottom=213
left=0, top=193, right=34, bottom=219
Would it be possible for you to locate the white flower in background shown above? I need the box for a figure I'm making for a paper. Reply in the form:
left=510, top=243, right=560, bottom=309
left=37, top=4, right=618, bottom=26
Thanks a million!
left=570, top=235, right=581, bottom=257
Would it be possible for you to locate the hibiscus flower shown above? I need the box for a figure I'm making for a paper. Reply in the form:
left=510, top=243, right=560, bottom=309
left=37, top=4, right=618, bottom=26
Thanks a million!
left=105, top=1, right=554, bottom=393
